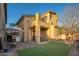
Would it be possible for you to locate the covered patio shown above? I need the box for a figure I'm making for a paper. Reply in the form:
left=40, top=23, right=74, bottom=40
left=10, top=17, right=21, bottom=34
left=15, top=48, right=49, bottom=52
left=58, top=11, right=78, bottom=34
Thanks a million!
left=30, top=25, right=49, bottom=43
left=6, top=26, right=24, bottom=49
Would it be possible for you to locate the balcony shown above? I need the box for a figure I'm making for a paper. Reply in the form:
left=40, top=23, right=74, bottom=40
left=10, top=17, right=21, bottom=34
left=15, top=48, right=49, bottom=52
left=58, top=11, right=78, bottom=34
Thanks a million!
left=30, top=20, right=50, bottom=29
left=40, top=20, right=50, bottom=29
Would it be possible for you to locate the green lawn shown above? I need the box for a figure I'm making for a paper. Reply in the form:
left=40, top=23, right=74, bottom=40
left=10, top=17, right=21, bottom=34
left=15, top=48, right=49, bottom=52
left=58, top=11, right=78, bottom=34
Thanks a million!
left=17, top=41, right=71, bottom=56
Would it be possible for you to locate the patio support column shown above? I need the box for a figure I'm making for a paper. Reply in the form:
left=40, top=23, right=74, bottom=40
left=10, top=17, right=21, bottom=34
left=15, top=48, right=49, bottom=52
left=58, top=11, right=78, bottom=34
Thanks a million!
left=24, top=18, right=28, bottom=42
left=46, top=12, right=51, bottom=40
left=50, top=25, right=54, bottom=39
left=28, top=29, right=32, bottom=43
left=19, top=30, right=23, bottom=42
left=35, top=13, right=40, bottom=45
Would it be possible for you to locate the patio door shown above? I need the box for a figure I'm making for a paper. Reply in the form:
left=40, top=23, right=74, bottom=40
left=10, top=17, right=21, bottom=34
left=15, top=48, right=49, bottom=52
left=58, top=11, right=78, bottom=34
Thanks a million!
left=32, top=31, right=35, bottom=42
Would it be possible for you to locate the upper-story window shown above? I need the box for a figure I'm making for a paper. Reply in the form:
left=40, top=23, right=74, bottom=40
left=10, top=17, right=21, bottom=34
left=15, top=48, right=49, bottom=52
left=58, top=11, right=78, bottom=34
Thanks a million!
left=42, top=16, right=47, bottom=22
left=50, top=15, right=53, bottom=25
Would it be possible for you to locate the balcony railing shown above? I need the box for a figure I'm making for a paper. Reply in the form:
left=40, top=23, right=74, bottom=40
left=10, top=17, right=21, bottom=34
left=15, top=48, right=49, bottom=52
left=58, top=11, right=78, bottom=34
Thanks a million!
left=30, top=19, right=50, bottom=28
left=40, top=20, right=50, bottom=28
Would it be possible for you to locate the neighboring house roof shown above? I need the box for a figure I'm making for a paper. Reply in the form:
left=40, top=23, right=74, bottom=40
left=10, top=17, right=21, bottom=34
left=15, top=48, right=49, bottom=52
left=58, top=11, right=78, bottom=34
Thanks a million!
left=16, top=15, right=34, bottom=25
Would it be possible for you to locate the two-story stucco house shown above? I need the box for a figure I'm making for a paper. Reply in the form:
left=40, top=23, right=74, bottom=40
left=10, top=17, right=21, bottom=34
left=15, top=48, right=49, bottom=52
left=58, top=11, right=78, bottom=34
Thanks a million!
left=16, top=11, right=58, bottom=45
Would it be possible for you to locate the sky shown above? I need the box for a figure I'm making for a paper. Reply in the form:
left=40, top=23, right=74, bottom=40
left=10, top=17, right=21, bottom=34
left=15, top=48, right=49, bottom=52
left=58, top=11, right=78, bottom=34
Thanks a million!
left=7, top=3, right=79, bottom=27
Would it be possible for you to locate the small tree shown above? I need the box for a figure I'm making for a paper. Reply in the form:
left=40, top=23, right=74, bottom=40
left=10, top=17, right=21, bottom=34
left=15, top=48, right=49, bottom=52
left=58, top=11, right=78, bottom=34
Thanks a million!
left=59, top=6, right=79, bottom=46
left=60, top=6, right=79, bottom=35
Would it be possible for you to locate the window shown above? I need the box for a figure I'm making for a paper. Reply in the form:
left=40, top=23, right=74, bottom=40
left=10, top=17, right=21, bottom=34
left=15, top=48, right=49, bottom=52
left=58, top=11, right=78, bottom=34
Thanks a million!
left=42, top=16, right=47, bottom=22
left=50, top=16, right=53, bottom=25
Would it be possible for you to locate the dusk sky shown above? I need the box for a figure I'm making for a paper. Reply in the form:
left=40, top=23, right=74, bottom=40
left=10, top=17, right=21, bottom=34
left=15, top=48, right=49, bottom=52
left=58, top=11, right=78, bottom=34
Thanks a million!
left=7, top=3, right=79, bottom=27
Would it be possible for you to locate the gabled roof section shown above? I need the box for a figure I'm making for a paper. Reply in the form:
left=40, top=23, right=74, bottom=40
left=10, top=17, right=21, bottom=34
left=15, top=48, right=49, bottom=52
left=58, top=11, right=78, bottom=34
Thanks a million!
left=16, top=15, right=24, bottom=25
left=16, top=15, right=34, bottom=25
